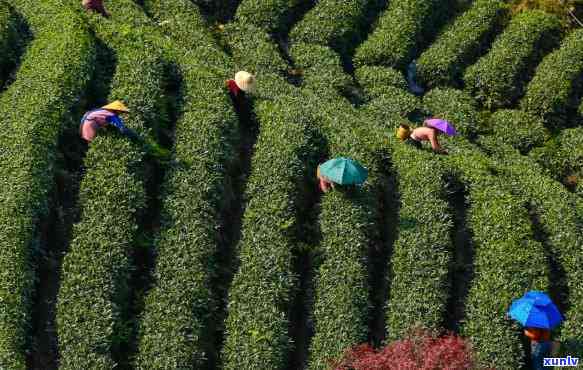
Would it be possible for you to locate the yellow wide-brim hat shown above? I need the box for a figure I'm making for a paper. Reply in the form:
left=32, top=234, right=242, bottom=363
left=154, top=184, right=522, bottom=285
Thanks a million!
left=234, top=71, right=256, bottom=93
left=102, top=100, right=130, bottom=113
left=396, top=125, right=411, bottom=141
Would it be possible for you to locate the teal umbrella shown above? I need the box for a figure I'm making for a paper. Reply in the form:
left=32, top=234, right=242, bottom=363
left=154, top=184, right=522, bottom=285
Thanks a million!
left=319, top=157, right=368, bottom=185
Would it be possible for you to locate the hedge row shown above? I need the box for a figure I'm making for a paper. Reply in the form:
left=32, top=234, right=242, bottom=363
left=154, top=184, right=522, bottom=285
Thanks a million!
left=416, top=0, right=507, bottom=88
left=294, top=46, right=388, bottom=368
left=384, top=135, right=453, bottom=340
left=0, top=2, right=94, bottom=368
left=289, top=0, right=375, bottom=55
left=444, top=140, right=548, bottom=369
left=132, top=1, right=241, bottom=367
left=221, top=89, right=319, bottom=369
left=353, top=0, right=445, bottom=69
left=290, top=42, right=353, bottom=94
left=464, top=10, right=562, bottom=109
left=235, top=0, right=302, bottom=33
left=56, top=9, right=166, bottom=368
left=142, top=0, right=231, bottom=74
left=225, top=23, right=289, bottom=76
left=354, top=66, right=408, bottom=97
left=489, top=109, right=548, bottom=153
left=423, top=88, right=481, bottom=138
left=485, top=143, right=583, bottom=357
left=136, top=73, right=237, bottom=368
left=521, top=29, right=583, bottom=128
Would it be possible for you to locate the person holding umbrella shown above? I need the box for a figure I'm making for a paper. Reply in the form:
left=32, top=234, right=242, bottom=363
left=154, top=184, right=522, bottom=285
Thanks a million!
left=316, top=157, right=368, bottom=193
left=396, top=118, right=457, bottom=154
left=508, top=291, right=563, bottom=370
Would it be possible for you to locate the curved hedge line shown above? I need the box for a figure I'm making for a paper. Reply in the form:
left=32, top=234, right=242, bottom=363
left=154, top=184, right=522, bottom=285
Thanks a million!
left=464, top=10, right=562, bottom=109
left=235, top=0, right=302, bottom=33
left=384, top=136, right=453, bottom=340
left=221, top=91, right=318, bottom=369
left=521, top=29, right=583, bottom=128
left=355, top=66, right=407, bottom=97
left=416, top=0, right=507, bottom=88
left=353, top=0, right=444, bottom=69
left=136, top=72, right=237, bottom=369
left=423, top=88, right=481, bottom=138
left=289, top=0, right=373, bottom=54
left=0, top=2, right=94, bottom=368
left=56, top=10, right=166, bottom=368
left=489, top=109, right=548, bottom=153
left=487, top=143, right=583, bottom=357
left=142, top=0, right=231, bottom=73
left=445, top=141, right=548, bottom=369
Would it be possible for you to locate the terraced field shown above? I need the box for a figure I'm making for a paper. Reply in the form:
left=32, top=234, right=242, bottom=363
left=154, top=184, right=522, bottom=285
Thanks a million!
left=0, top=0, right=581, bottom=369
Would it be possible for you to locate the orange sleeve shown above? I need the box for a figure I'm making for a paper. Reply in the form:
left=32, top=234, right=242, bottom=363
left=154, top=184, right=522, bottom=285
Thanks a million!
left=524, top=328, right=538, bottom=341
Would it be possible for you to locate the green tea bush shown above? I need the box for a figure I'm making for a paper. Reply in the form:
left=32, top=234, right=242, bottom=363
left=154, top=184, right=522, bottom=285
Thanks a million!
left=142, top=0, right=231, bottom=72
left=355, top=66, right=408, bottom=95
left=221, top=92, right=319, bottom=369
left=136, top=72, right=238, bottom=369
left=235, top=0, right=302, bottom=33
left=360, top=89, right=421, bottom=124
left=485, top=141, right=583, bottom=357
left=290, top=0, right=372, bottom=54
left=489, top=109, right=548, bottom=153
left=445, top=141, right=548, bottom=369
left=353, top=0, right=444, bottom=69
left=225, top=23, right=289, bottom=75
left=384, top=137, right=453, bottom=340
left=464, top=10, right=562, bottom=109
left=521, top=29, right=583, bottom=128
left=56, top=11, right=166, bottom=369
left=290, top=42, right=352, bottom=93
left=417, top=0, right=507, bottom=88
left=423, top=88, right=481, bottom=138
left=0, top=2, right=94, bottom=368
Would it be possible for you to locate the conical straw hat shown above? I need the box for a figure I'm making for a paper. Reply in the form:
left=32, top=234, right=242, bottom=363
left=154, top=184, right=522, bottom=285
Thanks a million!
left=102, top=100, right=130, bottom=113
left=234, top=71, right=256, bottom=92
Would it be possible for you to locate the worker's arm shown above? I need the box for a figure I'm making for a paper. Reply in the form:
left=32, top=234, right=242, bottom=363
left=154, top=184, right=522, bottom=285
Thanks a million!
left=428, top=130, right=447, bottom=154
left=108, top=115, right=138, bottom=139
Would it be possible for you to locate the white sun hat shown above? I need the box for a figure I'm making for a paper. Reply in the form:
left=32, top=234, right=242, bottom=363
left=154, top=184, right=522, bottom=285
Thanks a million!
left=234, top=71, right=256, bottom=93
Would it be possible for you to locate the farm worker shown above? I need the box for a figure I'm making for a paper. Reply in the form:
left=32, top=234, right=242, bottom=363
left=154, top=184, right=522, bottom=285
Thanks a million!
left=525, top=328, right=554, bottom=370
left=508, top=291, right=563, bottom=370
left=82, top=0, right=109, bottom=17
left=317, top=157, right=368, bottom=193
left=225, top=71, right=256, bottom=113
left=316, top=165, right=335, bottom=193
left=80, top=101, right=137, bottom=143
left=396, top=118, right=457, bottom=154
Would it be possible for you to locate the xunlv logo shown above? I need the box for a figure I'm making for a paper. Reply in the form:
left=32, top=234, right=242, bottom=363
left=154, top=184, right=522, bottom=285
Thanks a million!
left=543, top=356, right=580, bottom=367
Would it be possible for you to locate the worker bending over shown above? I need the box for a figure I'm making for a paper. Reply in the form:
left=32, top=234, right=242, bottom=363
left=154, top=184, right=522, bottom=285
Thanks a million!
left=80, top=101, right=137, bottom=143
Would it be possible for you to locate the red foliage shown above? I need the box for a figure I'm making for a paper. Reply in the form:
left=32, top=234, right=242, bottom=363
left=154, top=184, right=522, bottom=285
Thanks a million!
left=335, top=330, right=476, bottom=370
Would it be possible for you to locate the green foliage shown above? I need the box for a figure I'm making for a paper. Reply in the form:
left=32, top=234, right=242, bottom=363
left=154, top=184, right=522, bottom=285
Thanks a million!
left=445, top=141, right=548, bottom=369
left=235, top=0, right=302, bottom=33
left=225, top=23, right=289, bottom=75
left=290, top=0, right=373, bottom=55
left=384, top=137, right=453, bottom=340
left=290, top=42, right=353, bottom=93
left=0, top=2, right=94, bottom=368
left=355, top=66, right=408, bottom=96
left=489, top=109, right=548, bottom=153
left=417, top=0, right=508, bottom=88
left=529, top=127, right=583, bottom=178
left=56, top=10, right=166, bottom=367
left=486, top=141, right=583, bottom=357
left=521, top=29, right=583, bottom=128
left=423, top=88, right=482, bottom=138
left=464, top=10, right=562, bottom=109
left=0, top=1, right=19, bottom=84
left=354, top=0, right=445, bottom=69
left=222, top=92, right=319, bottom=369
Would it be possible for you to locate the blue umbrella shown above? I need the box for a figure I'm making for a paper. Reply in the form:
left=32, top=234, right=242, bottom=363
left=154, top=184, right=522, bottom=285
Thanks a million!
left=508, top=291, right=563, bottom=329
left=319, top=157, right=368, bottom=185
